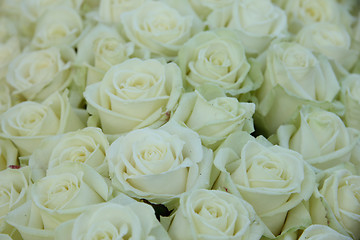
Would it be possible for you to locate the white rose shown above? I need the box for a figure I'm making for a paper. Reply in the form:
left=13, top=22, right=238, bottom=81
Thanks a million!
left=0, top=37, right=20, bottom=80
left=98, top=0, right=147, bottom=23
left=177, top=28, right=256, bottom=95
left=213, top=131, right=315, bottom=237
left=0, top=84, right=11, bottom=115
left=76, top=24, right=134, bottom=85
left=207, top=0, right=287, bottom=55
left=0, top=91, right=85, bottom=156
left=255, top=41, right=341, bottom=135
left=168, top=189, right=264, bottom=240
left=29, top=127, right=109, bottom=181
left=21, top=0, right=83, bottom=22
left=309, top=170, right=360, bottom=239
left=340, top=74, right=360, bottom=130
left=281, top=0, right=343, bottom=33
left=107, top=120, right=213, bottom=207
left=277, top=106, right=359, bottom=170
left=0, top=167, right=29, bottom=235
left=31, top=7, right=83, bottom=49
left=186, top=0, right=235, bottom=20
left=6, top=47, right=73, bottom=102
left=296, top=22, right=358, bottom=70
left=6, top=163, right=111, bottom=240
left=121, top=1, right=196, bottom=58
left=55, top=195, right=170, bottom=240
left=84, top=58, right=182, bottom=134
left=298, top=224, right=352, bottom=240
left=0, top=138, right=18, bottom=171
left=173, top=88, right=255, bottom=149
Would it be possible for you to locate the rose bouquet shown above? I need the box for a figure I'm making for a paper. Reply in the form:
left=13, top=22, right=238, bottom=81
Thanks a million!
left=0, top=0, right=360, bottom=239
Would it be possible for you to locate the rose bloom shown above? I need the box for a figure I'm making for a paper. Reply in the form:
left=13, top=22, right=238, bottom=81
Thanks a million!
left=6, top=47, right=73, bottom=102
left=298, top=224, right=352, bottom=240
left=296, top=22, right=358, bottom=70
left=177, top=28, right=255, bottom=96
left=309, top=170, right=360, bottom=239
left=340, top=74, right=360, bottom=130
left=120, top=1, right=199, bottom=58
left=98, top=0, right=147, bottom=23
left=173, top=88, right=255, bottom=149
left=84, top=58, right=182, bottom=134
left=107, top=120, right=213, bottom=208
left=168, top=189, right=264, bottom=240
left=29, top=127, right=109, bottom=181
left=0, top=91, right=84, bottom=156
left=207, top=0, right=287, bottom=55
left=55, top=194, right=170, bottom=240
left=255, top=41, right=341, bottom=135
left=276, top=106, right=360, bottom=170
left=213, top=131, right=315, bottom=238
left=186, top=0, right=235, bottom=21
left=31, top=7, right=83, bottom=49
left=75, top=24, right=134, bottom=85
left=6, top=163, right=111, bottom=239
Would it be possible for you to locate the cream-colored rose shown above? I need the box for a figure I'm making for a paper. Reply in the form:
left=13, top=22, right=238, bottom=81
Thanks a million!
left=207, top=0, right=287, bottom=55
left=107, top=120, right=213, bottom=208
left=340, top=74, right=360, bottom=130
left=177, top=28, right=256, bottom=95
left=213, top=131, right=315, bottom=237
left=281, top=0, right=343, bottom=33
left=296, top=22, right=358, bottom=70
left=309, top=170, right=360, bottom=239
left=121, top=1, right=196, bottom=58
left=6, top=163, right=111, bottom=240
left=84, top=58, right=182, bottom=134
left=298, top=224, right=352, bottom=240
left=98, top=0, right=147, bottom=23
left=76, top=24, right=134, bottom=85
left=21, top=0, right=83, bottom=22
left=0, top=167, right=29, bottom=233
left=277, top=106, right=359, bottom=170
left=6, top=47, right=73, bottom=102
left=168, top=189, right=263, bottom=240
left=0, top=91, right=84, bottom=156
left=0, top=37, right=20, bottom=80
left=0, top=84, right=11, bottom=115
left=255, top=41, right=341, bottom=135
left=173, top=88, right=255, bottom=149
left=55, top=195, right=170, bottom=240
left=29, top=127, right=109, bottom=180
left=0, top=139, right=18, bottom=171
left=31, top=7, right=83, bottom=49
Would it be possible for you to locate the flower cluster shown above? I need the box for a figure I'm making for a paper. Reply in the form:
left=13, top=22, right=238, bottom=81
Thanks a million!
left=0, top=0, right=359, bottom=239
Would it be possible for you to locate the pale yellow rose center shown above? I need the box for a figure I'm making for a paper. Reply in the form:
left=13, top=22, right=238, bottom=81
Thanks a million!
left=306, top=112, right=337, bottom=149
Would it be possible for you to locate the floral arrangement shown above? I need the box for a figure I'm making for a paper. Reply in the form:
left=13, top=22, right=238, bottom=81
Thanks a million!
left=0, top=0, right=359, bottom=239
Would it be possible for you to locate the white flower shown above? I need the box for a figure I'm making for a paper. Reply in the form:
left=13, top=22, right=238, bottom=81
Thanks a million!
left=296, top=22, right=358, bottom=70
left=187, top=0, right=235, bottom=20
left=340, top=74, right=360, bottom=130
left=213, top=132, right=315, bottom=237
left=173, top=88, right=255, bottom=149
left=6, top=47, right=73, bottom=102
left=76, top=24, right=134, bottom=85
left=29, top=127, right=109, bottom=181
left=0, top=91, right=84, bottom=156
left=207, top=0, right=287, bottom=55
left=309, top=170, right=360, bottom=239
left=177, top=28, right=254, bottom=95
left=0, top=138, right=18, bottom=171
left=277, top=106, right=359, bottom=170
left=55, top=195, right=170, bottom=240
left=255, top=41, right=341, bottom=135
left=84, top=58, right=182, bottom=134
left=107, top=120, right=213, bottom=207
left=98, top=0, right=147, bottom=23
left=120, top=1, right=196, bottom=57
left=31, top=7, right=83, bottom=49
left=168, top=189, right=264, bottom=240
